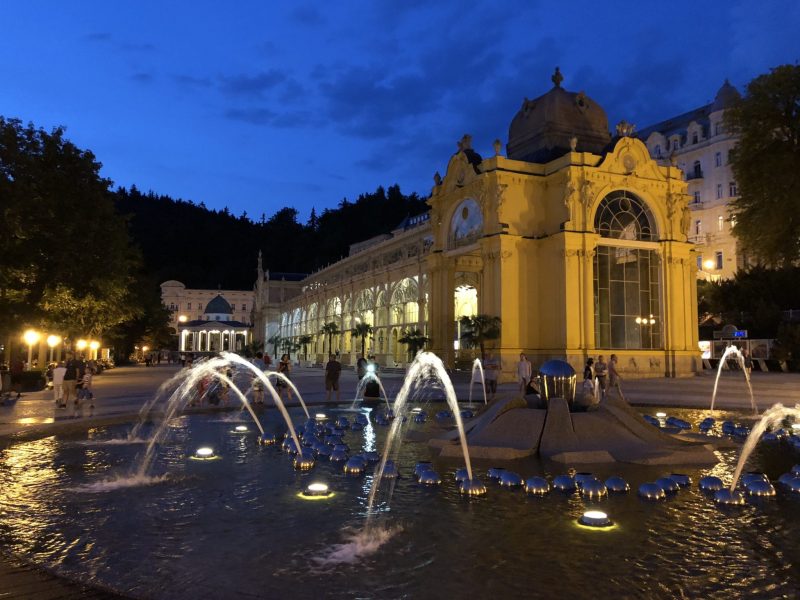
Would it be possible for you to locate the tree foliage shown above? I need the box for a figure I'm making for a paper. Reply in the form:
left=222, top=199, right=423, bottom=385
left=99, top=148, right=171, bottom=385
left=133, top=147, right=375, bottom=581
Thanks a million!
left=320, top=322, right=340, bottom=354
left=726, top=64, right=800, bottom=266
left=351, top=322, right=373, bottom=357
left=398, top=328, right=430, bottom=360
left=114, top=183, right=428, bottom=289
left=458, top=315, right=501, bottom=360
left=0, top=117, right=141, bottom=341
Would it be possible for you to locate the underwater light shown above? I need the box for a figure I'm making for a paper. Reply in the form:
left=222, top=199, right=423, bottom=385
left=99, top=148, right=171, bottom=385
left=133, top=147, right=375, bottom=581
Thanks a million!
left=792, top=423, right=800, bottom=431
left=578, top=510, right=613, bottom=528
left=315, top=413, right=327, bottom=420
left=303, top=483, right=332, bottom=497
left=411, top=407, right=423, bottom=413
left=234, top=425, right=248, bottom=432
left=191, top=447, right=217, bottom=460
left=655, top=412, right=667, bottom=418
left=367, top=364, right=375, bottom=373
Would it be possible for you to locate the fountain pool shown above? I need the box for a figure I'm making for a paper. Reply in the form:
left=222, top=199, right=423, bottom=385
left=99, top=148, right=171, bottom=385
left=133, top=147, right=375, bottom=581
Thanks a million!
left=1, top=407, right=800, bottom=599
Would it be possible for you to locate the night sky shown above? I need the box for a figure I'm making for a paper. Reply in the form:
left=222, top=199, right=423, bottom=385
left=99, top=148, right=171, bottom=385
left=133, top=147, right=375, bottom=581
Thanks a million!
left=3, top=1, right=799, bottom=221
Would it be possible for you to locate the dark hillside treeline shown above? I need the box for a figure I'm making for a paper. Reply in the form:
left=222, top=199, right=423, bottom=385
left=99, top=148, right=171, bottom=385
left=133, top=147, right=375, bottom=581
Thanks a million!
left=114, top=184, right=428, bottom=289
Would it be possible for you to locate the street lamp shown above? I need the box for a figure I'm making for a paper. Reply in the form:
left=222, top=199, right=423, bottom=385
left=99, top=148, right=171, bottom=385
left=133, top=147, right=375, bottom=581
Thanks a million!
left=22, top=329, right=41, bottom=370
left=178, top=315, right=188, bottom=323
left=46, top=334, right=61, bottom=362
left=76, top=339, right=88, bottom=357
left=89, top=340, right=100, bottom=360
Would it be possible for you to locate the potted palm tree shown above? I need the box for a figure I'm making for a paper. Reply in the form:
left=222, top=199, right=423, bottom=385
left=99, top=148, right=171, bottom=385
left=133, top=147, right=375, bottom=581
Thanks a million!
left=351, top=322, right=373, bottom=358
left=459, top=315, right=501, bottom=360
left=398, top=328, right=430, bottom=363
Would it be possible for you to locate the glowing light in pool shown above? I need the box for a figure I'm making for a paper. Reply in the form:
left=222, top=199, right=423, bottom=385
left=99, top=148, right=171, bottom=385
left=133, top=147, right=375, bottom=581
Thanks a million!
left=411, top=407, right=423, bottom=413
left=792, top=423, right=800, bottom=431
left=366, top=364, right=375, bottom=374
left=656, top=412, right=667, bottom=418
left=315, top=413, right=327, bottom=420
left=578, top=510, right=613, bottom=529
left=191, top=447, right=218, bottom=460
left=234, top=425, right=248, bottom=432
left=299, top=482, right=334, bottom=499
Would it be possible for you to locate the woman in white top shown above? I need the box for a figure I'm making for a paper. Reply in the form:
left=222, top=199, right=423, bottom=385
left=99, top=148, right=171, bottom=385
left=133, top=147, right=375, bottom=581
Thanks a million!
left=516, top=353, right=532, bottom=395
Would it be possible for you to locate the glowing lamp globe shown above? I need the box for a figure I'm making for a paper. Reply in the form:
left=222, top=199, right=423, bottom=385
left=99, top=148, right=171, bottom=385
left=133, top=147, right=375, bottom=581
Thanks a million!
left=46, top=335, right=61, bottom=348
left=23, top=330, right=41, bottom=346
left=76, top=339, right=88, bottom=351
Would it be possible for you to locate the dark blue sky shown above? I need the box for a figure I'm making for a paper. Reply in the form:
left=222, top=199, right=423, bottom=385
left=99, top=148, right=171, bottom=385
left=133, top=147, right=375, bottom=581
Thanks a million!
left=3, top=1, right=798, bottom=221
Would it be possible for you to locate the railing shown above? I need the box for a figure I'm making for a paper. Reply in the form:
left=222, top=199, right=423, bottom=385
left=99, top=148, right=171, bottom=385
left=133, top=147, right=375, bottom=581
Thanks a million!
left=686, top=170, right=704, bottom=181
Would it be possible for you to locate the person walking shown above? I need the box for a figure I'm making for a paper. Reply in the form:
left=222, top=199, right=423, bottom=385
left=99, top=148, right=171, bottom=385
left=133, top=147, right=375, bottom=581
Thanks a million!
left=9, top=356, right=24, bottom=400
left=516, top=353, right=532, bottom=396
left=324, top=353, right=342, bottom=403
left=75, top=365, right=94, bottom=417
left=52, top=361, right=66, bottom=406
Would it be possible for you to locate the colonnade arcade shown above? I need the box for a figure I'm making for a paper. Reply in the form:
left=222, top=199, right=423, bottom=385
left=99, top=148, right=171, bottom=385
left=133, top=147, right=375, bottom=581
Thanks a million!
left=279, top=275, right=430, bottom=365
left=179, top=327, right=250, bottom=353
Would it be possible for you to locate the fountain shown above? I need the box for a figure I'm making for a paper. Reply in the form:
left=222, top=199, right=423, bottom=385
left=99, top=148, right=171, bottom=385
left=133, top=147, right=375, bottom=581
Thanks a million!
left=351, top=369, right=391, bottom=410
left=728, top=403, right=800, bottom=493
left=468, top=358, right=488, bottom=405
left=366, top=351, right=483, bottom=524
left=710, top=345, right=757, bottom=414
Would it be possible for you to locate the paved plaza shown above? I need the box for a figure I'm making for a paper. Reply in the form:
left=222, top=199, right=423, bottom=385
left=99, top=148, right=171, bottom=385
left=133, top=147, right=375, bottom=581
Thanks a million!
left=2, top=363, right=799, bottom=440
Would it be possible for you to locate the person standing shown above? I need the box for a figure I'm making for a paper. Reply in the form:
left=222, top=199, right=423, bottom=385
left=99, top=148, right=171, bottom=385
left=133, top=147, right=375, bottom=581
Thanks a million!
left=356, top=354, right=367, bottom=380
left=9, top=356, right=24, bottom=400
left=277, top=354, right=293, bottom=403
left=75, top=366, right=94, bottom=417
left=742, top=348, right=753, bottom=379
left=251, top=352, right=266, bottom=405
left=62, top=353, right=80, bottom=409
left=594, top=355, right=608, bottom=400
left=608, top=354, right=623, bottom=399
left=325, top=353, right=342, bottom=403
left=482, top=351, right=500, bottom=401
left=52, top=361, right=66, bottom=406
left=516, top=353, right=532, bottom=395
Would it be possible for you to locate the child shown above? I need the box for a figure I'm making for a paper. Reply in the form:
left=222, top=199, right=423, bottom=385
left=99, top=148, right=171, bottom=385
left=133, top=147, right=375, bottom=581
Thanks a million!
left=74, top=367, right=94, bottom=418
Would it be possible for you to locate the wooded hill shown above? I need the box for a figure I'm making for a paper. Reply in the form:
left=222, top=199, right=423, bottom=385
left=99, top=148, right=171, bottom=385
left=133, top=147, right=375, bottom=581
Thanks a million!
left=114, top=184, right=429, bottom=289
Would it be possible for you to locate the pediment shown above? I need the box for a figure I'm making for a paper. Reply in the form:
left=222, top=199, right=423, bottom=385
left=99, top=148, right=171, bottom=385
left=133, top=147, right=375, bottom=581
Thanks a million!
left=597, top=137, right=666, bottom=181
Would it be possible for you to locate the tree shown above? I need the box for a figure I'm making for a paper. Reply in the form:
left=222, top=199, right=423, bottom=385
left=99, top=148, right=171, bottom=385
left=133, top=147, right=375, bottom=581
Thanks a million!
left=297, top=334, right=312, bottom=359
left=240, top=339, right=264, bottom=358
left=267, top=333, right=282, bottom=358
left=398, top=328, right=430, bottom=361
left=459, top=315, right=501, bottom=360
left=351, top=322, right=373, bottom=357
left=280, top=337, right=297, bottom=359
left=320, top=322, right=340, bottom=354
left=0, top=117, right=140, bottom=349
left=726, top=65, right=800, bottom=266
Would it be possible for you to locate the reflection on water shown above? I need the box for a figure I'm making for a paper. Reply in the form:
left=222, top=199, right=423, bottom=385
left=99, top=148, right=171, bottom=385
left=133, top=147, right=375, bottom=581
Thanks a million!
left=0, top=408, right=799, bottom=599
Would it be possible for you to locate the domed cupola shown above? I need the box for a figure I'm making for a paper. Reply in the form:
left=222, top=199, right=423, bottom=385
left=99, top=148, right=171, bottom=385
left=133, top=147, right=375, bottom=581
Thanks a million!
left=711, top=79, right=740, bottom=112
left=507, top=67, right=611, bottom=163
left=203, top=294, right=233, bottom=321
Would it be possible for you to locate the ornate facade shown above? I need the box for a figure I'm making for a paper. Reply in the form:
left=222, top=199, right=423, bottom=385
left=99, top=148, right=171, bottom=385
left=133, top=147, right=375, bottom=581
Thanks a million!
left=267, top=70, right=700, bottom=379
left=638, top=80, right=742, bottom=280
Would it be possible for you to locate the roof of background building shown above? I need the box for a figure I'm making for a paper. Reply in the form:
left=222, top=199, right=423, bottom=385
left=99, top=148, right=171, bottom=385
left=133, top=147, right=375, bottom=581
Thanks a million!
left=637, top=80, right=740, bottom=141
left=204, top=294, right=233, bottom=314
left=179, top=319, right=251, bottom=328
left=267, top=272, right=308, bottom=282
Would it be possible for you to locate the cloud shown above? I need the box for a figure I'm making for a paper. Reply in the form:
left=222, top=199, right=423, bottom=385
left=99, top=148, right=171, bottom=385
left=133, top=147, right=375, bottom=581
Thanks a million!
left=131, top=72, right=154, bottom=84
left=289, top=5, right=326, bottom=26
left=84, top=32, right=112, bottom=42
left=220, top=69, right=289, bottom=96
left=173, top=74, right=214, bottom=89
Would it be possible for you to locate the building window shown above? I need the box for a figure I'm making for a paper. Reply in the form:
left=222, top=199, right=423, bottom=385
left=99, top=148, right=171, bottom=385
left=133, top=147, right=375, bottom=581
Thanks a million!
left=188, top=302, right=192, bottom=310
left=717, top=184, right=723, bottom=199
left=718, top=215, right=724, bottom=231
left=692, top=133, right=698, bottom=144
left=729, top=181, right=738, bottom=196
left=715, top=152, right=722, bottom=167
left=697, top=255, right=703, bottom=270
left=715, top=123, right=723, bottom=136
left=692, top=161, right=702, bottom=178
left=242, top=304, right=247, bottom=311
left=731, top=216, right=737, bottom=229
left=654, top=144, right=661, bottom=158
left=695, top=220, right=702, bottom=235
left=593, top=190, right=661, bottom=350
left=693, top=191, right=701, bottom=204
left=716, top=251, right=723, bottom=270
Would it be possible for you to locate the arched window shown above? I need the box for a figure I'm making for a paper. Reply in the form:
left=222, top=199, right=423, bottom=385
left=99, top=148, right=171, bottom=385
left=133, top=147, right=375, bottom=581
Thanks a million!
left=594, top=190, right=657, bottom=241
left=593, top=191, right=661, bottom=350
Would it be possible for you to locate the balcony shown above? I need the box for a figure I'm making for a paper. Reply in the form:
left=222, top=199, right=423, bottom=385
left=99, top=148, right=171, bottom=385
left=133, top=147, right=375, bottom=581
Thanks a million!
left=686, top=169, right=704, bottom=181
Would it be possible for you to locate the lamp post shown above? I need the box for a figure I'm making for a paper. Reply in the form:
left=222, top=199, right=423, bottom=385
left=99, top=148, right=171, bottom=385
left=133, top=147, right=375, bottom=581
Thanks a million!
left=46, top=335, right=61, bottom=363
left=700, top=258, right=721, bottom=282
left=23, top=329, right=41, bottom=370
left=89, top=340, right=100, bottom=361
left=76, top=339, right=88, bottom=358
